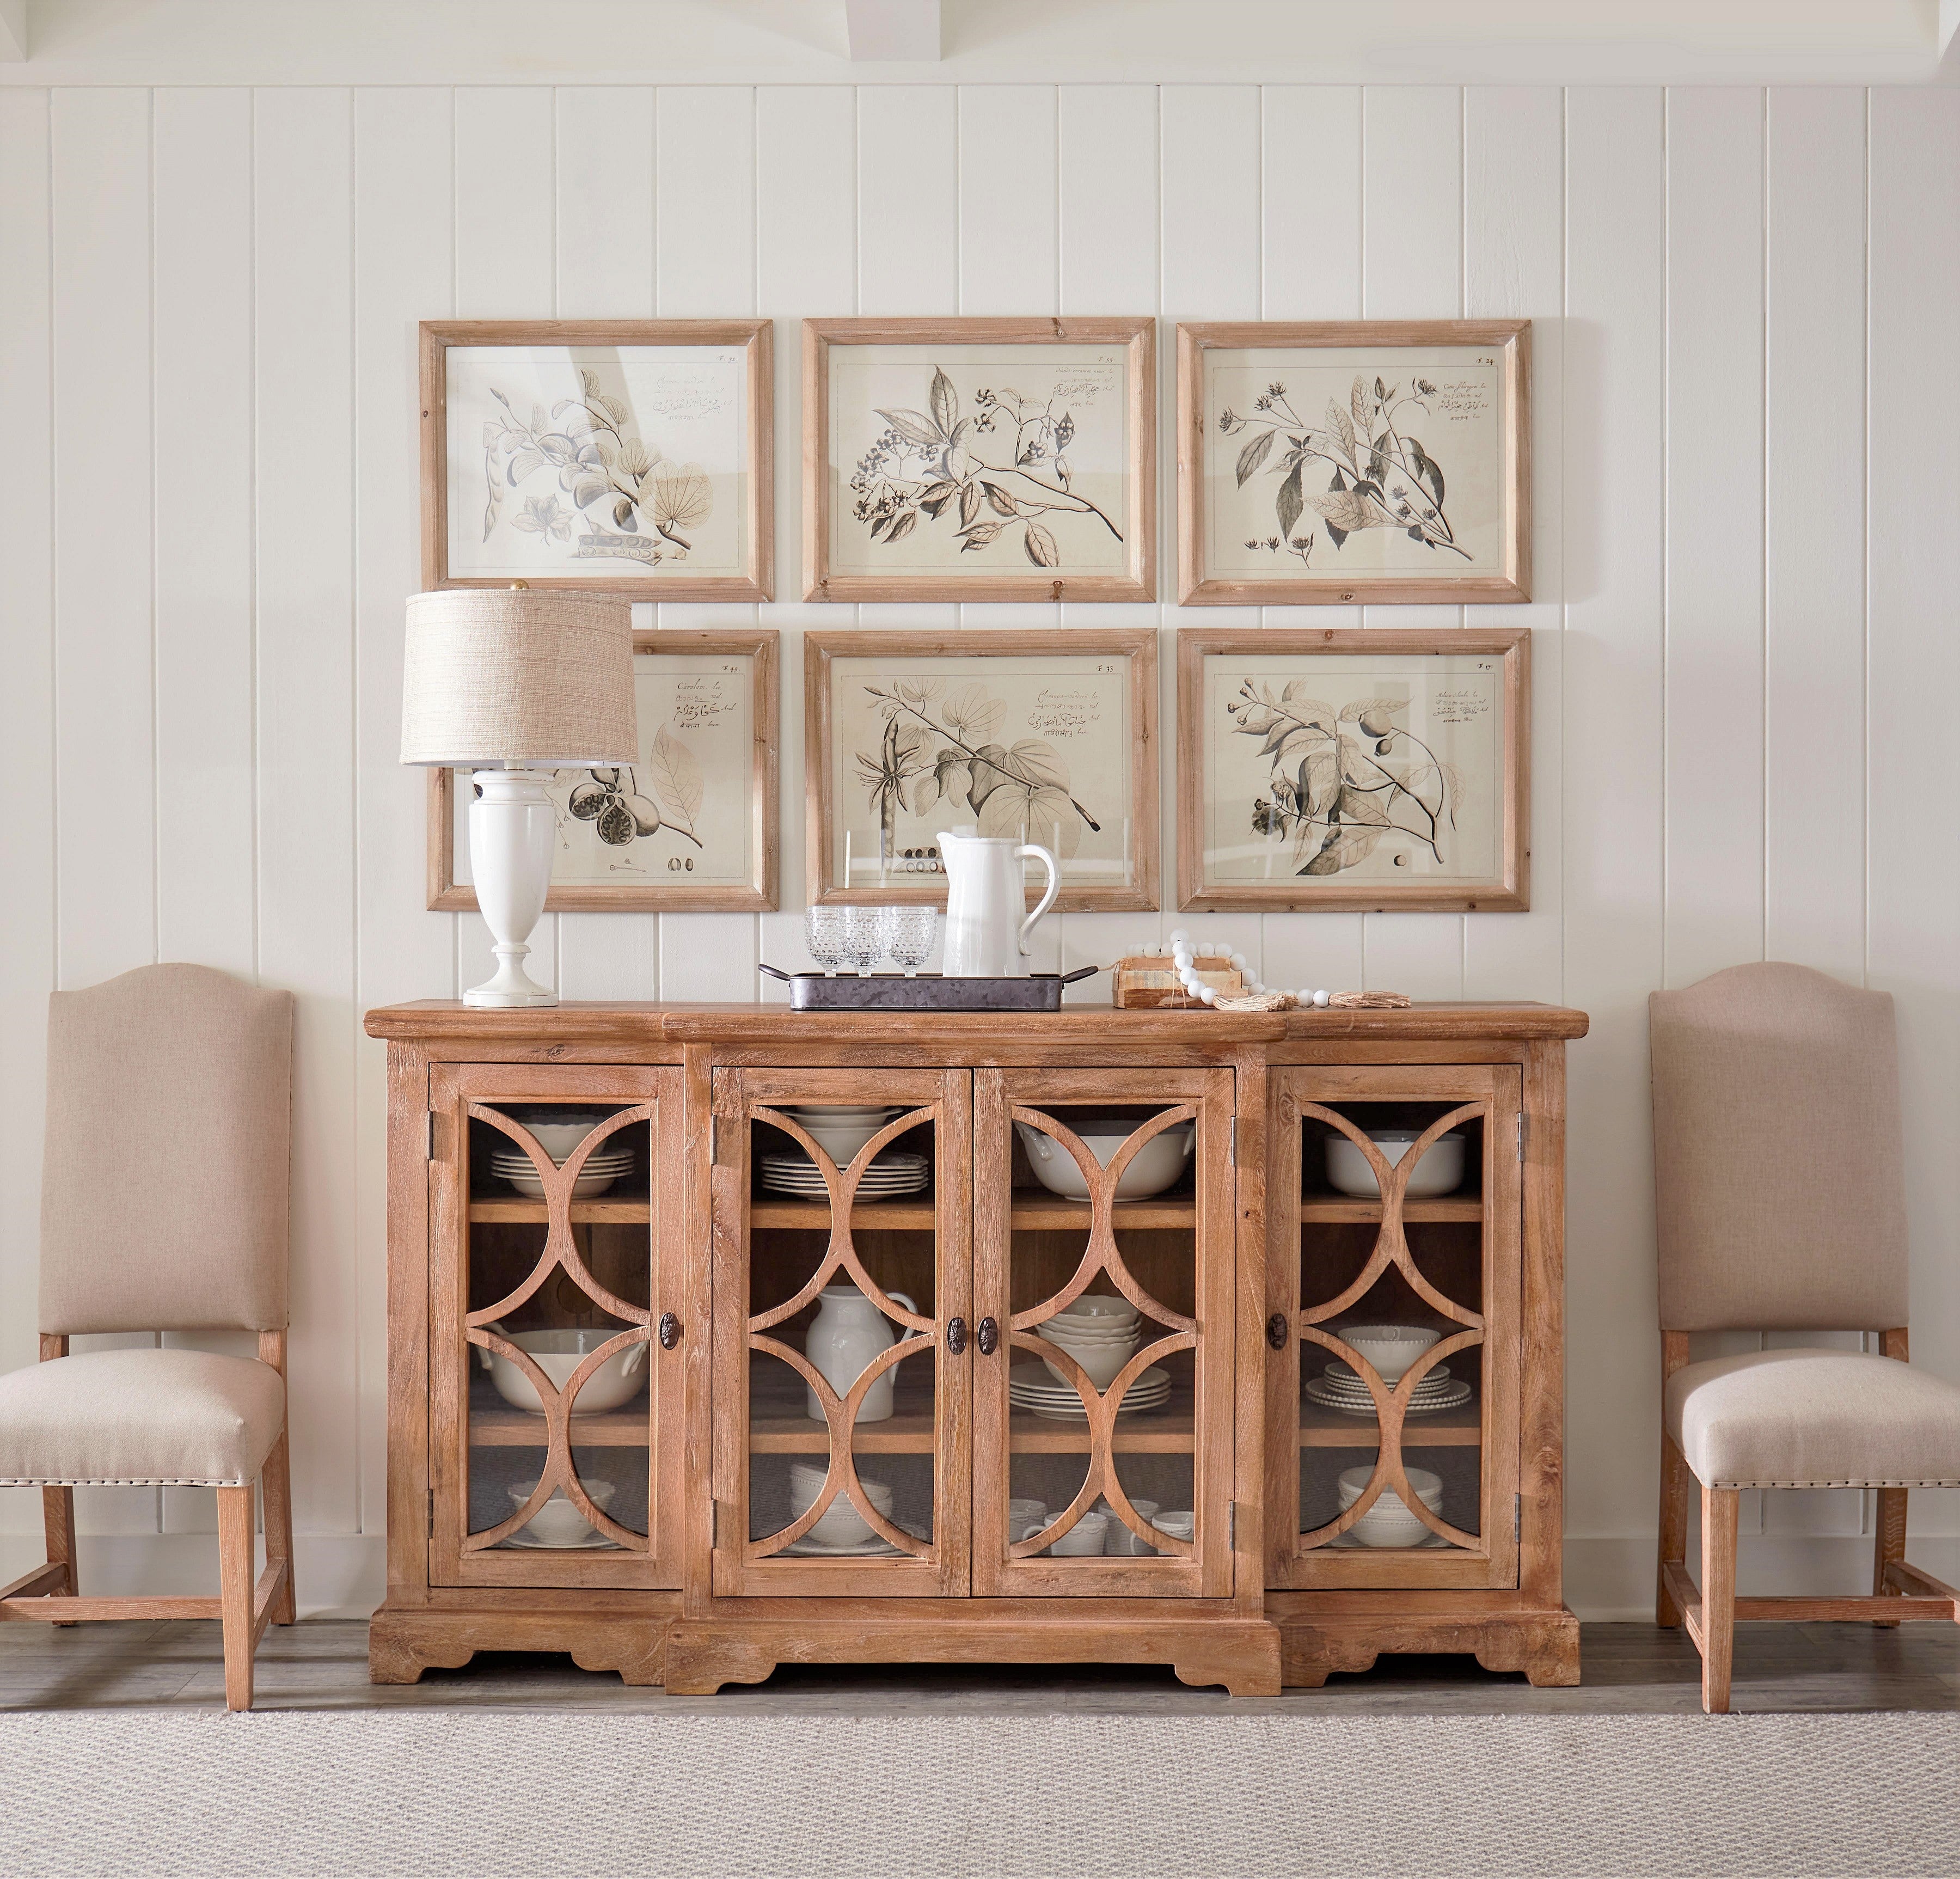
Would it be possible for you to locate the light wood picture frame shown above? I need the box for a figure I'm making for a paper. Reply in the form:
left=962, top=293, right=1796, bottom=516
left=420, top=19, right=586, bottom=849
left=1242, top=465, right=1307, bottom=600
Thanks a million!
left=806, top=628, right=1159, bottom=911
left=1177, top=321, right=1530, bottom=605
left=420, top=319, right=773, bottom=601
left=429, top=628, right=779, bottom=913
left=1176, top=626, right=1530, bottom=913
left=803, top=317, right=1156, bottom=603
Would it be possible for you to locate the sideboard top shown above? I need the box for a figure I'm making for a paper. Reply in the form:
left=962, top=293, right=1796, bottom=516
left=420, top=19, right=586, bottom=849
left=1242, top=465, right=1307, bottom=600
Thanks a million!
left=363, top=999, right=1589, bottom=1045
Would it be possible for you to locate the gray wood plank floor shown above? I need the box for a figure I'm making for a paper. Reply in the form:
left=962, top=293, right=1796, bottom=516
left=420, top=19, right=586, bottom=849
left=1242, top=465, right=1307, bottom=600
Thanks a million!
left=1, top=1619, right=1954, bottom=1714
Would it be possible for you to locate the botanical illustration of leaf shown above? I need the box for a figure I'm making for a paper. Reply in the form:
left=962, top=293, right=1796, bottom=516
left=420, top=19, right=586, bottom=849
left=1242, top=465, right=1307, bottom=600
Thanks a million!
left=482, top=420, right=503, bottom=448
left=482, top=497, right=497, bottom=542
left=569, top=473, right=609, bottom=511
left=1300, top=751, right=1340, bottom=818
left=506, top=448, right=546, bottom=485
left=1004, top=738, right=1068, bottom=789
left=1350, top=376, right=1372, bottom=440
left=929, top=367, right=959, bottom=438
left=1232, top=705, right=1284, bottom=738
left=647, top=723, right=705, bottom=834
left=1407, top=438, right=1445, bottom=509
left=1023, top=521, right=1059, bottom=567
left=894, top=679, right=944, bottom=706
left=1307, top=489, right=1395, bottom=534
left=917, top=479, right=961, bottom=517
left=933, top=751, right=972, bottom=807
left=1339, top=696, right=1408, bottom=724
left=530, top=403, right=547, bottom=436
left=1279, top=683, right=1335, bottom=720
left=978, top=781, right=1082, bottom=859
left=876, top=408, right=941, bottom=448
left=1276, top=462, right=1305, bottom=542
left=982, top=481, right=1019, bottom=517
left=1235, top=429, right=1276, bottom=487
left=1335, top=784, right=1389, bottom=825
left=597, top=393, right=629, bottom=427
left=959, top=482, right=981, bottom=527
left=884, top=509, right=918, bottom=544
left=1302, top=825, right=1385, bottom=876
left=943, top=684, right=1006, bottom=744
left=958, top=521, right=1003, bottom=552
left=1326, top=399, right=1357, bottom=468
left=579, top=367, right=600, bottom=400
left=651, top=462, right=713, bottom=530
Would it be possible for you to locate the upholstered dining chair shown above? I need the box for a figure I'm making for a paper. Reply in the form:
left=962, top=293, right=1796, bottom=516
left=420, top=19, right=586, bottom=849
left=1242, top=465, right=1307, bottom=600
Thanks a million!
left=0, top=963, right=296, bottom=1710
left=1650, top=962, right=1960, bottom=1712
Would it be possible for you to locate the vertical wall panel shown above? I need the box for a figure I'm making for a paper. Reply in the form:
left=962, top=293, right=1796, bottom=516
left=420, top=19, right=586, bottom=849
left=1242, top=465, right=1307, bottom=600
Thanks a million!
left=1058, top=84, right=1158, bottom=315
left=554, top=86, right=659, bottom=999
left=1359, top=85, right=1465, bottom=994
left=0, top=90, right=55, bottom=1528
left=1869, top=88, right=1960, bottom=1394
left=352, top=87, right=454, bottom=1531
left=1664, top=89, right=1766, bottom=989
left=256, top=87, right=360, bottom=1544
left=1562, top=87, right=1668, bottom=1548
left=1161, top=87, right=1260, bottom=317
left=153, top=89, right=255, bottom=978
left=1463, top=86, right=1565, bottom=1001
left=51, top=89, right=154, bottom=990
left=1765, top=89, right=1867, bottom=982
left=959, top=86, right=1056, bottom=316
left=857, top=86, right=957, bottom=314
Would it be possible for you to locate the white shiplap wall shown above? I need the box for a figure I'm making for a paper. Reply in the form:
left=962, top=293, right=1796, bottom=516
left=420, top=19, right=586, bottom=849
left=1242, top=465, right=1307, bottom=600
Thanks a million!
left=1, top=82, right=1956, bottom=1615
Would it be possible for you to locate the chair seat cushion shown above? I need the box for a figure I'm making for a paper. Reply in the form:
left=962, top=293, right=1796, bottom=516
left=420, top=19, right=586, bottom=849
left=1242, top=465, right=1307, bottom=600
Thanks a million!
left=0, top=1349, right=284, bottom=1486
left=1665, top=1348, right=1960, bottom=1489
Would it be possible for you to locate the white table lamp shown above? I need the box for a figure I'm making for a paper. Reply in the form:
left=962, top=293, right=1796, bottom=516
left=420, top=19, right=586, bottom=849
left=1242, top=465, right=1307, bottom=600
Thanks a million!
left=400, top=588, right=637, bottom=1007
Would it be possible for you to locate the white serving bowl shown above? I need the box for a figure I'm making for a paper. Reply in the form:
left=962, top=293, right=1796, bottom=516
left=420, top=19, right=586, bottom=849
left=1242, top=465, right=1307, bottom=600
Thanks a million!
left=1057, top=1294, right=1139, bottom=1321
left=1039, top=1331, right=1140, bottom=1391
left=1016, top=1120, right=1195, bottom=1201
left=1324, top=1128, right=1466, bottom=1199
left=790, top=1464, right=892, bottom=1546
left=508, top=1478, right=615, bottom=1546
left=478, top=1328, right=649, bottom=1415
left=497, top=1164, right=628, bottom=1199
left=1338, top=1324, right=1443, bottom=1384
left=781, top=1109, right=898, bottom=1164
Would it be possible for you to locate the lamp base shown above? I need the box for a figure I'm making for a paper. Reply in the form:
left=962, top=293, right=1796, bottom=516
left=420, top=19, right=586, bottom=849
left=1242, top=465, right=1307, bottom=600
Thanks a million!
left=465, top=768, right=560, bottom=1009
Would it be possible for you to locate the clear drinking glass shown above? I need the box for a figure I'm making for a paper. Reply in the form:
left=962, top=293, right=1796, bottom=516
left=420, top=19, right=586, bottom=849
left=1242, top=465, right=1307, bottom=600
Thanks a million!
left=842, top=905, right=885, bottom=976
left=879, top=906, right=938, bottom=977
left=805, top=906, right=849, bottom=976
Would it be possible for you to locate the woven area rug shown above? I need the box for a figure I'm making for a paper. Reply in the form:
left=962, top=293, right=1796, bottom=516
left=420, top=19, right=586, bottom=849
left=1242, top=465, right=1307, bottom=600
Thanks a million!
left=3, top=1710, right=1957, bottom=1877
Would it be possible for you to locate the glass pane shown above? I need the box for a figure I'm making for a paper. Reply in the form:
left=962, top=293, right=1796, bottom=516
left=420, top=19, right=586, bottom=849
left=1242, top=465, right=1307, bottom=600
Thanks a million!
left=1007, top=1101, right=1199, bottom=1565
left=465, top=1103, right=653, bottom=1555
left=1296, top=1097, right=1485, bottom=1553
left=746, top=1100, right=938, bottom=1563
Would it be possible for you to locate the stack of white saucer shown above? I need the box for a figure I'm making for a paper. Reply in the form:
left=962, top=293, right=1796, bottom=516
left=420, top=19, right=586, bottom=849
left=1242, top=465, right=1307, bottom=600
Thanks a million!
left=491, top=1142, right=635, bottom=1199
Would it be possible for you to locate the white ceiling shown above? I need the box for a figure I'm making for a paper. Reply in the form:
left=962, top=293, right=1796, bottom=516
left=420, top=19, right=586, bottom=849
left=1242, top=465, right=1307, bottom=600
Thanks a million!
left=2, top=0, right=1956, bottom=84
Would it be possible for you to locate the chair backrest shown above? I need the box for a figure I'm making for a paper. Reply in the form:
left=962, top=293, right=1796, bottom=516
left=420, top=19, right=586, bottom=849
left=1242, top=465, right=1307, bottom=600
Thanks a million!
left=40, top=964, right=293, bottom=1335
left=1649, top=962, right=1907, bottom=1334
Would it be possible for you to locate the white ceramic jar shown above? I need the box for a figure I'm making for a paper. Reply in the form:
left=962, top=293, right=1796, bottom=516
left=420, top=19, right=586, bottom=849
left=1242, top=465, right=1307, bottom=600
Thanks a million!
left=804, top=1284, right=921, bottom=1422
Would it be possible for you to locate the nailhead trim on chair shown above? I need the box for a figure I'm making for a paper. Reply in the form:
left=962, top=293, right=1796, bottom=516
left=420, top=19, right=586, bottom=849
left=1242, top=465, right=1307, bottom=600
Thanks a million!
left=1708, top=1476, right=1960, bottom=1490
left=0, top=1476, right=254, bottom=1488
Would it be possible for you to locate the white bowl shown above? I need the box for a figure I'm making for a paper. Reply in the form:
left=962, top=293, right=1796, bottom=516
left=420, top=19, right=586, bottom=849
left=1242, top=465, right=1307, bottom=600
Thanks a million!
left=1029, top=1512, right=1108, bottom=1557
left=789, top=1464, right=892, bottom=1547
left=1154, top=1511, right=1196, bottom=1543
left=1338, top=1324, right=1443, bottom=1384
left=507, top=1478, right=615, bottom=1546
left=1016, top=1121, right=1195, bottom=1201
left=479, top=1328, right=648, bottom=1414
left=1324, top=1129, right=1466, bottom=1199
left=1349, top=1509, right=1435, bottom=1548
left=1056, top=1295, right=1140, bottom=1323
left=1038, top=1333, right=1138, bottom=1391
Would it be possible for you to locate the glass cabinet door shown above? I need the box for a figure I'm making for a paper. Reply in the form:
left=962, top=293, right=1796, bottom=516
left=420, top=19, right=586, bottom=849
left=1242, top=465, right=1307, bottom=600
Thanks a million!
left=428, top=1064, right=681, bottom=1589
left=971, top=1068, right=1235, bottom=1599
left=1267, top=1066, right=1520, bottom=1590
left=710, top=1068, right=969, bottom=1598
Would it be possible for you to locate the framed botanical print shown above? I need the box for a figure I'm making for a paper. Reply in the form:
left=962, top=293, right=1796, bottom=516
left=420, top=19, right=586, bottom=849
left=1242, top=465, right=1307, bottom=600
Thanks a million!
left=803, top=317, right=1156, bottom=603
left=1175, top=627, right=1529, bottom=913
left=1177, top=321, right=1530, bottom=604
left=806, top=628, right=1159, bottom=911
left=428, top=628, right=779, bottom=913
left=420, top=319, right=773, bottom=600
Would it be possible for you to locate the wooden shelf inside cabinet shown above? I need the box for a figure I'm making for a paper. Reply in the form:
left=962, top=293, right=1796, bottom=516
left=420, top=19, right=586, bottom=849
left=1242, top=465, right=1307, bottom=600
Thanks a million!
left=748, top=1195, right=1199, bottom=1231
left=746, top=1382, right=1199, bottom=1454
left=469, top=1190, right=652, bottom=1224
left=1296, top=1399, right=1482, bottom=1447
left=1298, top=1196, right=1484, bottom=1223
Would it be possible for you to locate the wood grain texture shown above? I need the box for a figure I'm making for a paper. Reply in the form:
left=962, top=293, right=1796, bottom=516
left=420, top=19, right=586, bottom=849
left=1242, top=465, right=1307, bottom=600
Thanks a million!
left=1173, top=625, right=1531, bottom=911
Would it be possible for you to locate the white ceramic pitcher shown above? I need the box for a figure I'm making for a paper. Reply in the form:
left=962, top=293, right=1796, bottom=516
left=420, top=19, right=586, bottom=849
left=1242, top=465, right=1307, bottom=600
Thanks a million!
left=804, top=1284, right=922, bottom=1423
left=936, top=825, right=1059, bottom=978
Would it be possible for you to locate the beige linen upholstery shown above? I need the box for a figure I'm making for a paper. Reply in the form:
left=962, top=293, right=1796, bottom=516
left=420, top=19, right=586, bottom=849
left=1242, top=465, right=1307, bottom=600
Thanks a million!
left=1665, top=1349, right=1960, bottom=1490
left=0, top=1349, right=285, bottom=1487
left=1650, top=962, right=1908, bottom=1333
left=40, top=962, right=293, bottom=1335
left=1650, top=963, right=1908, bottom=1333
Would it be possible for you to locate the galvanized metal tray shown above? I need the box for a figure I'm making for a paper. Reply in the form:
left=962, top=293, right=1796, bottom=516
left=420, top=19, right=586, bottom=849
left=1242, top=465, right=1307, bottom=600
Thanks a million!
left=760, top=965, right=1099, bottom=1012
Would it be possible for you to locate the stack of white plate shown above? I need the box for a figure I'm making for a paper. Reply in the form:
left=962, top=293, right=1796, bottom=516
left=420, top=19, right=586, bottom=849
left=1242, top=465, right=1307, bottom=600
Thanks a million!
left=759, top=1150, right=929, bottom=1199
left=1038, top=1295, right=1142, bottom=1390
left=1008, top=1362, right=1171, bottom=1421
left=1303, top=1360, right=1471, bottom=1418
left=491, top=1144, right=635, bottom=1199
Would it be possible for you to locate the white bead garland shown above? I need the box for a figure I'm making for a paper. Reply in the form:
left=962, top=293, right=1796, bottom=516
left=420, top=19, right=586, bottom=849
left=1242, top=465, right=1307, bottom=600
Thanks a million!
left=1167, top=929, right=1328, bottom=1009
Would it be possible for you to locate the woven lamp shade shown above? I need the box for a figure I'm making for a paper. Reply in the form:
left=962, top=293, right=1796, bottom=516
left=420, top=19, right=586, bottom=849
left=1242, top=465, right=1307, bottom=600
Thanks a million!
left=400, top=589, right=638, bottom=767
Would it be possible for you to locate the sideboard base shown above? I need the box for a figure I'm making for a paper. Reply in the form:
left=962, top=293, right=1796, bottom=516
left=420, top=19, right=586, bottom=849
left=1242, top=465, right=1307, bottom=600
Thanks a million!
left=663, top=1614, right=1283, bottom=1698
left=1267, top=1592, right=1581, bottom=1688
left=369, top=1600, right=672, bottom=1687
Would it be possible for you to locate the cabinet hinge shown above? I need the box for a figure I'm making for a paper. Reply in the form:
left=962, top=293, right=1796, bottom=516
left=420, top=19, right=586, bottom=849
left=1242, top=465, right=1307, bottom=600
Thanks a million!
left=1514, top=1492, right=1522, bottom=1541
left=425, top=1111, right=436, bottom=1160
left=1229, top=1117, right=1240, bottom=1166
left=709, top=1117, right=721, bottom=1166
left=427, top=1488, right=435, bottom=1538
left=709, top=1499, right=720, bottom=1547
left=1229, top=1499, right=1239, bottom=1545
left=1516, top=1112, right=1528, bottom=1162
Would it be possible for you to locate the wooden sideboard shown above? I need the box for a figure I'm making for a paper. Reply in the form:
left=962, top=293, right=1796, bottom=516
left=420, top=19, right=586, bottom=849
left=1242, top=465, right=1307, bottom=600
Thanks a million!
left=363, top=1000, right=1587, bottom=1696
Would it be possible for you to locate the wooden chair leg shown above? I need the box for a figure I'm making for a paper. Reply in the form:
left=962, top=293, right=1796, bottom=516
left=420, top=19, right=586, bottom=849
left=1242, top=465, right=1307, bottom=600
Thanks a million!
left=1700, top=1485, right=1739, bottom=1713
left=41, top=1485, right=78, bottom=1618
left=217, top=1484, right=257, bottom=1712
left=260, top=1433, right=297, bottom=1626
left=1872, top=1486, right=1908, bottom=1624
left=1657, top=1431, right=1691, bottom=1627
